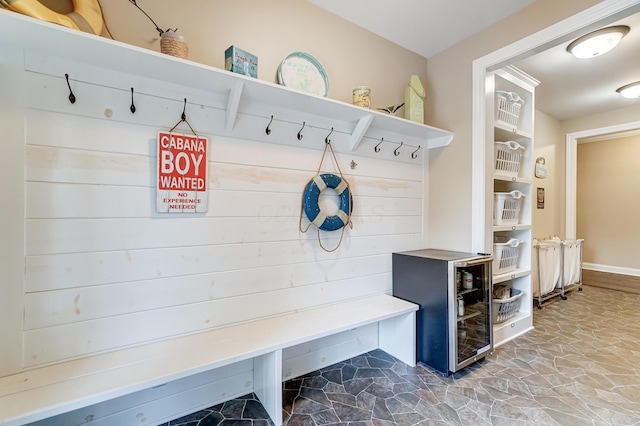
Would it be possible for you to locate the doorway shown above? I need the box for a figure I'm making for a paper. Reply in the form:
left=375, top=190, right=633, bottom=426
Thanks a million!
left=471, top=0, right=640, bottom=253
left=565, top=121, right=640, bottom=240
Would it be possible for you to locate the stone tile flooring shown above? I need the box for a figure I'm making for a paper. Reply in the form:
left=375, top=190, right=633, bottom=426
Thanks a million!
left=160, top=393, right=273, bottom=425
left=165, top=286, right=640, bottom=425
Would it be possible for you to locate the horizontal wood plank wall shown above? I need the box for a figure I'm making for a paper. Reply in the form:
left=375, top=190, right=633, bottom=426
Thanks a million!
left=0, top=44, right=26, bottom=377
left=17, top=52, right=427, bottom=368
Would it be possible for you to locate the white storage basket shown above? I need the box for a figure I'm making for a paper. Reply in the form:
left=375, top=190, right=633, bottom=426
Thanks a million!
left=493, top=238, right=522, bottom=275
left=494, top=141, right=525, bottom=178
left=492, top=288, right=523, bottom=324
left=493, top=190, right=525, bottom=226
left=496, top=90, right=524, bottom=128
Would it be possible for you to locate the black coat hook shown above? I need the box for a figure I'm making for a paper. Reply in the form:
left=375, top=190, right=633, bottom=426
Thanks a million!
left=411, top=145, right=421, bottom=159
left=374, top=138, right=384, bottom=153
left=297, top=121, right=305, bottom=141
left=65, top=73, right=76, bottom=104
left=325, top=127, right=334, bottom=144
left=266, top=115, right=273, bottom=135
left=394, top=141, right=404, bottom=156
left=169, top=98, right=196, bottom=135
left=130, top=87, right=136, bottom=114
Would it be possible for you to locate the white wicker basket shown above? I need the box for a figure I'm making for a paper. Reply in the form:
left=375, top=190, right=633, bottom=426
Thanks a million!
left=494, top=141, right=525, bottom=178
left=493, top=191, right=525, bottom=226
left=496, top=91, right=524, bottom=128
left=493, top=238, right=522, bottom=274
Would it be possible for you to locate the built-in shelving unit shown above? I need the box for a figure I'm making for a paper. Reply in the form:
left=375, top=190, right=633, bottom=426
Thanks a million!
left=490, top=66, right=539, bottom=347
left=0, top=9, right=452, bottom=154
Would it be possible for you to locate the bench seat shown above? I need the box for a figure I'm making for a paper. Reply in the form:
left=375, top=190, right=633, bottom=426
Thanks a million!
left=0, top=294, right=417, bottom=426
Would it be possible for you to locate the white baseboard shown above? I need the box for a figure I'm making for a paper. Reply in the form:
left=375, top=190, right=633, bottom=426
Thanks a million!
left=583, top=263, right=640, bottom=278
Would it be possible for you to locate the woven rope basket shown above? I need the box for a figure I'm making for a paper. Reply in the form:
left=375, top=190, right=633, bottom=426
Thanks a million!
left=160, top=32, right=188, bottom=59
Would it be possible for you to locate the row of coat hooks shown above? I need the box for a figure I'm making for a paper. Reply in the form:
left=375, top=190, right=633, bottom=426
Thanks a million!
left=63, top=74, right=422, bottom=159
left=65, top=74, right=196, bottom=132
left=264, top=115, right=422, bottom=159
left=375, top=138, right=421, bottom=159
left=65, top=73, right=139, bottom=115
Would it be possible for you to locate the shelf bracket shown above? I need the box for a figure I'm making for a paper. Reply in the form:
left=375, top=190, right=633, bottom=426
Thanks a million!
left=349, top=114, right=374, bottom=152
left=427, top=133, right=454, bottom=149
left=225, top=80, right=244, bottom=133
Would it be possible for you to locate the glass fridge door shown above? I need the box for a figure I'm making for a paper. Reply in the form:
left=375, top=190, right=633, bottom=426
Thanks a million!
left=450, top=257, right=493, bottom=371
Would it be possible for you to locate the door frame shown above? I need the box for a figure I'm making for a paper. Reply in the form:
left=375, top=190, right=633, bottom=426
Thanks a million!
left=565, top=121, right=640, bottom=239
left=471, top=0, right=640, bottom=252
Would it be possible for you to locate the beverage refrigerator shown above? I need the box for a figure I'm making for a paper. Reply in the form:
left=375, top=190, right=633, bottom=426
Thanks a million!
left=392, top=249, right=493, bottom=375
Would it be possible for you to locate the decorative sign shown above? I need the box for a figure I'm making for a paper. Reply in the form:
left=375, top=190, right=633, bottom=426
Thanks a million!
left=537, top=187, right=545, bottom=209
left=157, top=131, right=208, bottom=213
left=535, top=157, right=548, bottom=178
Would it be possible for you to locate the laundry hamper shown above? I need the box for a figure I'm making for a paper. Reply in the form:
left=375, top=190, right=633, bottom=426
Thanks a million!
left=494, top=141, right=525, bottom=178
left=492, top=288, right=523, bottom=324
left=493, top=190, right=525, bottom=225
left=495, top=90, right=524, bottom=128
left=493, top=238, right=522, bottom=274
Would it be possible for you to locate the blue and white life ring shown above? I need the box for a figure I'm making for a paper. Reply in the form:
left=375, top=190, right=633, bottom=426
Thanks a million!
left=303, top=173, right=352, bottom=231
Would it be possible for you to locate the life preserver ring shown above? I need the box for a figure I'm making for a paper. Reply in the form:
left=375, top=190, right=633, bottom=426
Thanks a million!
left=1, top=0, right=104, bottom=35
left=303, top=173, right=353, bottom=231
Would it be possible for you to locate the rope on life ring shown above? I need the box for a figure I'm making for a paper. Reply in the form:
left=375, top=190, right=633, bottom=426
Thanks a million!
left=299, top=134, right=353, bottom=252
left=1, top=0, right=104, bottom=35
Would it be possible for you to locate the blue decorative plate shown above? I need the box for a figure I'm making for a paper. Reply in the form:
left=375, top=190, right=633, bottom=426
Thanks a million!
left=277, top=51, right=330, bottom=97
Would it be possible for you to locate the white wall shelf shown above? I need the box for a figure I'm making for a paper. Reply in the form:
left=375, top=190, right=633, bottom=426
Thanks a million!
left=493, top=174, right=532, bottom=184
left=493, top=224, right=532, bottom=232
left=0, top=10, right=453, bottom=153
left=493, top=268, right=530, bottom=285
left=494, top=122, right=533, bottom=140
left=492, top=311, right=531, bottom=345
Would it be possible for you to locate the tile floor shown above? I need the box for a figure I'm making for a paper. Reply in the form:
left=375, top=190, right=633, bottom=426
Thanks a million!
left=164, top=286, right=640, bottom=425
left=160, top=393, right=273, bottom=426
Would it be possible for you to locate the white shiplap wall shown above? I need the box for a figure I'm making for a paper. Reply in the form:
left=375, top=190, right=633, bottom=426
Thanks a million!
left=0, top=28, right=434, bottom=424
left=11, top=49, right=427, bottom=372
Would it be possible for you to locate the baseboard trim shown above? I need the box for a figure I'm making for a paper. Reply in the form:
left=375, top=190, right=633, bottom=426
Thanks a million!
left=583, top=263, right=640, bottom=278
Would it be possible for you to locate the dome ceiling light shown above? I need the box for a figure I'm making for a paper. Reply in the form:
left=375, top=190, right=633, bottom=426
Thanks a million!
left=566, top=25, right=630, bottom=59
left=616, top=82, right=640, bottom=99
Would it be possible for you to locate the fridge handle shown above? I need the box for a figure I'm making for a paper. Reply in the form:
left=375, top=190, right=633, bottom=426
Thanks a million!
left=454, top=257, right=493, bottom=267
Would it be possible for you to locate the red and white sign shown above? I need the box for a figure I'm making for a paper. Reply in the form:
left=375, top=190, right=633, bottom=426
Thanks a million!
left=156, top=131, right=209, bottom=213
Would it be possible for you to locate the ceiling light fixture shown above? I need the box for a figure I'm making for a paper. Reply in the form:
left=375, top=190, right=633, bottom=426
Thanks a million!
left=566, top=25, right=630, bottom=59
left=616, top=82, right=640, bottom=99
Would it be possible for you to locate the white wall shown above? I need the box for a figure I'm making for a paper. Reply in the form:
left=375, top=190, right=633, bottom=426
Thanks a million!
left=0, top=40, right=25, bottom=377
left=0, top=1, right=441, bottom=421
left=6, top=49, right=425, bottom=371
left=0, top=15, right=432, bottom=420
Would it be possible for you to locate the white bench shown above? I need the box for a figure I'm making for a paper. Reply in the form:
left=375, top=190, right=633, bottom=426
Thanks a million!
left=0, top=294, right=417, bottom=426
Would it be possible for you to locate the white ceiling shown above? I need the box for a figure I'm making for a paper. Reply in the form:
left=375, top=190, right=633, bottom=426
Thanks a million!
left=309, top=0, right=640, bottom=121
left=514, top=12, right=640, bottom=121
left=306, top=0, right=536, bottom=58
